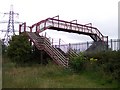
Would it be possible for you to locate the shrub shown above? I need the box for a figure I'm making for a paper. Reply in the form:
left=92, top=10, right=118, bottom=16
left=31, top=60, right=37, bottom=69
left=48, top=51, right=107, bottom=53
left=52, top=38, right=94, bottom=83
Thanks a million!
left=69, top=53, right=87, bottom=72
left=7, top=34, right=32, bottom=64
left=85, top=51, right=120, bottom=82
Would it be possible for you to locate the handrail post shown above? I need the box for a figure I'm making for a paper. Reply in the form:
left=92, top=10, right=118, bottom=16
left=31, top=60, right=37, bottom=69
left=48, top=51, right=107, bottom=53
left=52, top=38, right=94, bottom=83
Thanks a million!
left=24, top=22, right=26, bottom=32
left=84, top=23, right=92, bottom=26
left=51, top=15, right=59, bottom=28
left=70, top=20, right=77, bottom=30
left=44, top=20, right=47, bottom=31
left=70, top=20, right=77, bottom=24
left=52, top=15, right=59, bottom=19
left=35, top=24, right=39, bottom=35
left=30, top=27, right=32, bottom=32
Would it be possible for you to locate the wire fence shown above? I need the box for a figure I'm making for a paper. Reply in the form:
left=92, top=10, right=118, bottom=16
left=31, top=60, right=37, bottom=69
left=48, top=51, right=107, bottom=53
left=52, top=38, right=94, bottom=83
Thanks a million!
left=54, top=39, right=120, bottom=53
left=108, top=39, right=120, bottom=51
left=40, top=33, right=120, bottom=53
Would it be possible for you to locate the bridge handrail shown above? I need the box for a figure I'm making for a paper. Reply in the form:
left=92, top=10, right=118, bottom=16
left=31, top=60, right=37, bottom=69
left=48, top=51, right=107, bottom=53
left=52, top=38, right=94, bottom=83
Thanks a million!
left=19, top=17, right=108, bottom=42
left=46, top=18, right=107, bottom=42
left=32, top=18, right=107, bottom=42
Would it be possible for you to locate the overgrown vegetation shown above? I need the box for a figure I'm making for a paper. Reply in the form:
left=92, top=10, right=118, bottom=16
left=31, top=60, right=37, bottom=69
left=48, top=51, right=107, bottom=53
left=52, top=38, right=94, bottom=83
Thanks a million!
left=2, top=56, right=118, bottom=88
left=86, top=51, right=120, bottom=82
left=69, top=51, right=120, bottom=87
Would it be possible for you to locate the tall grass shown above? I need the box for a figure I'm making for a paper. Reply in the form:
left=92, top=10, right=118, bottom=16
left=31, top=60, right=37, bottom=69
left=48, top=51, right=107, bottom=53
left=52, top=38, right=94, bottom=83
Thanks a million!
left=2, top=57, right=119, bottom=88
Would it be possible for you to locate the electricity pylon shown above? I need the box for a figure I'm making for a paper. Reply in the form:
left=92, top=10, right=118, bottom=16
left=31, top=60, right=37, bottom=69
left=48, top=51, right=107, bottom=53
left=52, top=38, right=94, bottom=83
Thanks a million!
left=0, top=5, right=21, bottom=45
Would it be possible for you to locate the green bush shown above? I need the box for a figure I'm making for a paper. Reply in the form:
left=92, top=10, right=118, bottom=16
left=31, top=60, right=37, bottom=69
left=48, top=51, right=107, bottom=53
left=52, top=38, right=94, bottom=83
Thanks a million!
left=70, top=51, right=120, bottom=83
left=85, top=51, right=120, bottom=82
left=7, top=34, right=32, bottom=64
left=69, top=53, right=87, bottom=72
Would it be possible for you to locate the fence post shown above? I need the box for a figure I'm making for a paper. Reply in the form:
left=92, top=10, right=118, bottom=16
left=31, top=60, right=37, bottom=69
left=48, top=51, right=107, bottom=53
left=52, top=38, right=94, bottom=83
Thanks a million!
left=87, top=41, right=89, bottom=49
left=118, top=39, right=120, bottom=50
left=69, top=43, right=71, bottom=49
left=111, top=39, right=113, bottom=50
left=105, top=36, right=109, bottom=50
left=59, top=38, right=61, bottom=48
left=52, top=39, right=53, bottom=46
left=45, top=32, right=46, bottom=37
left=68, top=43, right=71, bottom=57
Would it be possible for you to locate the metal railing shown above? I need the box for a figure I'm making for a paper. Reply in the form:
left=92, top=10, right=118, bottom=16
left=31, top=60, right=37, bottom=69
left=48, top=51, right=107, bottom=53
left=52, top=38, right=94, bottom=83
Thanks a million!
left=55, top=39, right=120, bottom=53
left=46, top=18, right=107, bottom=42
left=108, top=39, right=120, bottom=51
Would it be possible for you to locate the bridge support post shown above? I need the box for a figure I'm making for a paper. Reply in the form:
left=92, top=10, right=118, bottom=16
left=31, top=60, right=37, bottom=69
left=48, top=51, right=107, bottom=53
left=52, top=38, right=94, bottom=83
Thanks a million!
left=40, top=50, right=43, bottom=64
left=19, top=24, right=22, bottom=34
left=30, top=40, right=32, bottom=46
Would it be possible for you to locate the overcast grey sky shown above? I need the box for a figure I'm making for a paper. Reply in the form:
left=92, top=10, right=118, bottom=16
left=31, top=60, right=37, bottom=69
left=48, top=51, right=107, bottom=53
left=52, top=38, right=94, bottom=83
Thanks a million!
left=0, top=0, right=119, bottom=44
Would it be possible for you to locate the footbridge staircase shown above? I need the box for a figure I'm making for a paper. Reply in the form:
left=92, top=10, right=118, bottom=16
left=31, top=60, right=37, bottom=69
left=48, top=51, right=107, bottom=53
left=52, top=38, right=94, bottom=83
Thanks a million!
left=27, top=32, right=69, bottom=67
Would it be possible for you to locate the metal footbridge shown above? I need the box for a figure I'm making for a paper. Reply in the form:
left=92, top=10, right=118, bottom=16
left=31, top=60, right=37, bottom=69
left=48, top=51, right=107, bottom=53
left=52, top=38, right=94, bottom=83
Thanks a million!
left=19, top=16, right=108, bottom=67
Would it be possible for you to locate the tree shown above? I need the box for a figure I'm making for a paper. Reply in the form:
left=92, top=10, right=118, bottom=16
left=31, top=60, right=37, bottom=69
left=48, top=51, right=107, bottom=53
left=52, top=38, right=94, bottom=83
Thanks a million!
left=7, top=34, right=32, bottom=64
